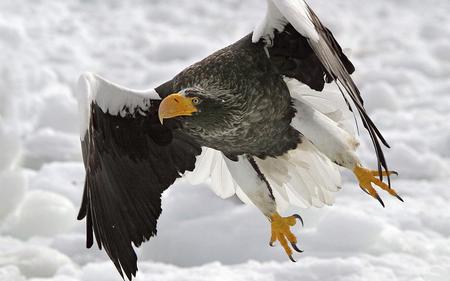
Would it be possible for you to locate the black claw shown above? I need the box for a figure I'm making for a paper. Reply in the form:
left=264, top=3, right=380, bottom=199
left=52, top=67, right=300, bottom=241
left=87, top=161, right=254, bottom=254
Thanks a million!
left=391, top=171, right=399, bottom=176
left=289, top=255, right=297, bottom=262
left=395, top=194, right=404, bottom=202
left=375, top=194, right=385, bottom=208
left=292, top=214, right=304, bottom=227
left=291, top=242, right=303, bottom=253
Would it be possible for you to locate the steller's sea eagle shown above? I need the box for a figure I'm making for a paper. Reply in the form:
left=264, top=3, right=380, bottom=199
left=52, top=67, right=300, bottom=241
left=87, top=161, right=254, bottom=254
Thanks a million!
left=76, top=0, right=402, bottom=279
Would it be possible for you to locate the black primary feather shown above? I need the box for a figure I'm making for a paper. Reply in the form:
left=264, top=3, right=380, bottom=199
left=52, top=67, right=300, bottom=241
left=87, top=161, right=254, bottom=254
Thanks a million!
left=78, top=98, right=201, bottom=280
left=306, top=5, right=391, bottom=185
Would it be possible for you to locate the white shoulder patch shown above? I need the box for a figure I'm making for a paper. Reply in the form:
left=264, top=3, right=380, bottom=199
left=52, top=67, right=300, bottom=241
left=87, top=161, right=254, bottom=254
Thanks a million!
left=76, top=72, right=160, bottom=138
left=253, top=0, right=319, bottom=44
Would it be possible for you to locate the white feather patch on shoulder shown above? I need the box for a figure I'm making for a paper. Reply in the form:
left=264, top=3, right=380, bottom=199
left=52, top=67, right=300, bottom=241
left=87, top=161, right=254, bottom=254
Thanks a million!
left=76, top=72, right=159, bottom=138
left=252, top=0, right=319, bottom=44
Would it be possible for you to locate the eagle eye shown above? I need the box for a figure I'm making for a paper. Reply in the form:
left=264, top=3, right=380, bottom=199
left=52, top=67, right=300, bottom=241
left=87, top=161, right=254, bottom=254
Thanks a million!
left=191, top=97, right=201, bottom=105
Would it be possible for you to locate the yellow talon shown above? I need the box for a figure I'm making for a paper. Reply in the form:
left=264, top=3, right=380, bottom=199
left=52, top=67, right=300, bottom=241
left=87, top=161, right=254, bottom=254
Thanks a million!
left=353, top=165, right=403, bottom=207
left=270, top=212, right=303, bottom=262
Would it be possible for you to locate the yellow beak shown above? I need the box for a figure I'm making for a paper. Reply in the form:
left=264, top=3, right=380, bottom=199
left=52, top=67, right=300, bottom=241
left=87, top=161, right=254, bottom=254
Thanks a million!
left=158, top=93, right=198, bottom=124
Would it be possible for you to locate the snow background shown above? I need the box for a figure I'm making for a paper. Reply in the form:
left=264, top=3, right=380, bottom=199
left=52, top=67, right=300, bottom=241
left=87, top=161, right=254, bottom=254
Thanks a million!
left=1, top=0, right=450, bottom=280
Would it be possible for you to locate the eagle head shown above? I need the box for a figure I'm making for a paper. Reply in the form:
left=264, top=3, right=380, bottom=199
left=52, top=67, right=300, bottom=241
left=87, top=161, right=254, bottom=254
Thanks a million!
left=158, top=87, right=229, bottom=126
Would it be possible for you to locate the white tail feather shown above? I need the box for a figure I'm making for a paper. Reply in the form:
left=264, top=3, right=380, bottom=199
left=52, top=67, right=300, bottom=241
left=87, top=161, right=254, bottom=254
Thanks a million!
left=256, top=140, right=340, bottom=209
left=184, top=148, right=237, bottom=199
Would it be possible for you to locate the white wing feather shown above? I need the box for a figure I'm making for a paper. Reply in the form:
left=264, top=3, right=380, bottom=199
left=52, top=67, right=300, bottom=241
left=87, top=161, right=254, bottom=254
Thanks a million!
left=253, top=0, right=319, bottom=44
left=256, top=140, right=341, bottom=209
left=184, top=148, right=238, bottom=199
left=284, top=77, right=356, bottom=136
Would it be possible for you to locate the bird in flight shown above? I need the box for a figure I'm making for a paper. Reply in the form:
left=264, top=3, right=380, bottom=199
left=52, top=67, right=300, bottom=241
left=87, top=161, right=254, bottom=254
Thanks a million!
left=76, top=0, right=402, bottom=279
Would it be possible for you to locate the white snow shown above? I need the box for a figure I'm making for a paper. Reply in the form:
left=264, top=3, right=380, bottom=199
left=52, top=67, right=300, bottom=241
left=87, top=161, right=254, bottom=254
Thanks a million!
left=3, top=191, right=77, bottom=239
left=24, top=129, right=82, bottom=169
left=1, top=0, right=450, bottom=280
left=0, top=237, right=73, bottom=279
left=0, top=124, right=22, bottom=171
left=0, top=170, right=27, bottom=220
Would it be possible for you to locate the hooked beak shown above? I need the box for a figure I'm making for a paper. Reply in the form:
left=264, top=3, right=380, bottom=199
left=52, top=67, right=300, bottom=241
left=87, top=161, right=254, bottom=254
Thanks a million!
left=158, top=93, right=198, bottom=124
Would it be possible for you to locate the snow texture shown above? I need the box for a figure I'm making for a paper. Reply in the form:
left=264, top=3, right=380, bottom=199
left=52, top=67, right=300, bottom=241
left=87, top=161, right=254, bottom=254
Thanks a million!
left=1, top=0, right=450, bottom=280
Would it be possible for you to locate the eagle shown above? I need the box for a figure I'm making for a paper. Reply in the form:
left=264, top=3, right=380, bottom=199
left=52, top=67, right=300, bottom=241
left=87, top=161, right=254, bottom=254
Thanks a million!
left=76, top=0, right=402, bottom=279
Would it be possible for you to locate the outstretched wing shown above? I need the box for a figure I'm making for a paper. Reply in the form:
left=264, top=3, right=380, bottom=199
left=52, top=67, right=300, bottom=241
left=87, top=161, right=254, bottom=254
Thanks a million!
left=253, top=0, right=391, bottom=182
left=76, top=73, right=201, bottom=280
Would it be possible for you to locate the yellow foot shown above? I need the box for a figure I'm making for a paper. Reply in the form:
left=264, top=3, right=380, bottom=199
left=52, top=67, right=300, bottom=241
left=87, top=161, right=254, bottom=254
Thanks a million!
left=353, top=165, right=403, bottom=207
left=269, top=213, right=303, bottom=262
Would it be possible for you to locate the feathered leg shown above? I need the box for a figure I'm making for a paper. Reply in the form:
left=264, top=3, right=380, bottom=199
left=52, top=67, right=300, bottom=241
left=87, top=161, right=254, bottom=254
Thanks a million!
left=224, top=155, right=303, bottom=262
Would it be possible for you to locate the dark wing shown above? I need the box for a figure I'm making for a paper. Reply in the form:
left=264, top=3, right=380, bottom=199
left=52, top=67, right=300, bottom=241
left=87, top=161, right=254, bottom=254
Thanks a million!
left=254, top=0, right=391, bottom=184
left=77, top=74, right=201, bottom=280
left=269, top=24, right=354, bottom=92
